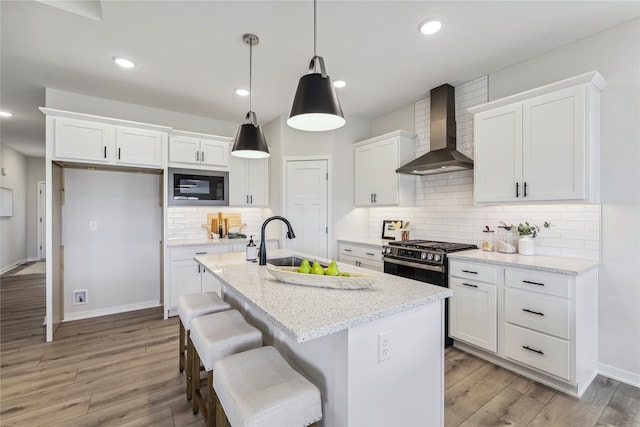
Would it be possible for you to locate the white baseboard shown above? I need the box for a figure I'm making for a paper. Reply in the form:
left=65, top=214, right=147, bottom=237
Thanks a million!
left=62, top=300, right=161, bottom=322
left=599, top=362, right=640, bottom=388
left=0, top=258, right=28, bottom=275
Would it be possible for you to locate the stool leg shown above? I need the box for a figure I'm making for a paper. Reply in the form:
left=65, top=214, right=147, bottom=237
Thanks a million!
left=179, top=322, right=185, bottom=373
left=192, top=348, right=201, bottom=415
left=186, top=333, right=193, bottom=400
left=207, top=371, right=215, bottom=427
left=215, top=392, right=228, bottom=427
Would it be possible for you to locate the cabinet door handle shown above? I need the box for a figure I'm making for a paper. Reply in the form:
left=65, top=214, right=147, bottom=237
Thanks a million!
left=516, top=182, right=520, bottom=198
left=524, top=182, right=528, bottom=198
left=197, top=265, right=201, bottom=273
left=370, top=193, right=373, bottom=203
left=118, top=147, right=121, bottom=160
left=104, top=146, right=107, bottom=159
left=196, top=151, right=200, bottom=162
left=461, top=269, right=478, bottom=274
left=365, top=252, right=375, bottom=256
left=373, top=193, right=377, bottom=203
left=522, top=280, right=545, bottom=287
left=246, top=195, right=249, bottom=203
left=344, top=248, right=352, bottom=252
left=522, top=345, right=544, bottom=355
left=201, top=151, right=205, bottom=162
left=461, top=282, right=478, bottom=288
left=250, top=195, right=253, bottom=204
left=522, top=308, right=544, bottom=316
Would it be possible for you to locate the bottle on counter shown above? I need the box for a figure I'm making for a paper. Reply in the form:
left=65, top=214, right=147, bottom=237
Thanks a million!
left=246, top=235, right=257, bottom=261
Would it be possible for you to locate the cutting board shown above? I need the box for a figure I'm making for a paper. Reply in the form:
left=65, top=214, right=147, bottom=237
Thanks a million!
left=207, top=213, right=242, bottom=236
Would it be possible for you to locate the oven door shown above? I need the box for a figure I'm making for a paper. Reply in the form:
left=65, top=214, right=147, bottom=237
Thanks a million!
left=383, top=258, right=446, bottom=286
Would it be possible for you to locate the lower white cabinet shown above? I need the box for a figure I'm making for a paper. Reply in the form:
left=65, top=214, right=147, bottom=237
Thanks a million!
left=448, top=256, right=598, bottom=397
left=338, top=242, right=383, bottom=272
left=449, top=262, right=498, bottom=352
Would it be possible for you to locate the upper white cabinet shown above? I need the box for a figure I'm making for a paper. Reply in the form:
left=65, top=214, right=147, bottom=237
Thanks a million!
left=45, top=109, right=169, bottom=169
left=470, top=71, right=606, bottom=204
left=354, top=130, right=415, bottom=206
left=169, top=131, right=231, bottom=170
left=229, top=155, right=269, bottom=206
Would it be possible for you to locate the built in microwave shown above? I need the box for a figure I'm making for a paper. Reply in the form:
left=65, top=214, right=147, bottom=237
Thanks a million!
left=168, top=168, right=229, bottom=206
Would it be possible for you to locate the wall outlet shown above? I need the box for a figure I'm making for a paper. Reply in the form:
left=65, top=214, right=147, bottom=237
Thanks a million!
left=343, top=214, right=351, bottom=223
left=89, top=220, right=98, bottom=231
left=378, top=331, right=391, bottom=362
left=73, top=290, right=88, bottom=305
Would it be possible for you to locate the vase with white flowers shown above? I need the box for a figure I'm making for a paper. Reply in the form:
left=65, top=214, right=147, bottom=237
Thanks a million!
left=516, top=221, right=552, bottom=255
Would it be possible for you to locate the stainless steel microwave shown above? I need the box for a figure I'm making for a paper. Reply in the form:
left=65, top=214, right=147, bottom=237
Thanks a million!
left=168, top=168, right=229, bottom=206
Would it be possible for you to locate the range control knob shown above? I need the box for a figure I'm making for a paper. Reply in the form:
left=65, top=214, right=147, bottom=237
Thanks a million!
left=427, top=253, right=434, bottom=260
left=420, top=252, right=428, bottom=260
left=383, top=247, right=391, bottom=254
left=434, top=254, right=441, bottom=262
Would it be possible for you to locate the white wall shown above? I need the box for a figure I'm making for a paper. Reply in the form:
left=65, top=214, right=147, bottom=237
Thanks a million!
left=488, top=18, right=640, bottom=386
left=26, top=157, right=45, bottom=260
left=0, top=144, right=27, bottom=272
left=370, top=103, right=415, bottom=136
left=62, top=168, right=162, bottom=320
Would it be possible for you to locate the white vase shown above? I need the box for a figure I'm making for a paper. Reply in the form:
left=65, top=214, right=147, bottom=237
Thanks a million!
left=518, top=236, right=535, bottom=255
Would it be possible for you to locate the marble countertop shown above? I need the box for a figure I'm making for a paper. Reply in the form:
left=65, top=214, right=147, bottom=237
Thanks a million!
left=337, top=237, right=390, bottom=247
left=194, top=249, right=451, bottom=343
left=167, top=238, right=277, bottom=248
left=448, top=249, right=599, bottom=275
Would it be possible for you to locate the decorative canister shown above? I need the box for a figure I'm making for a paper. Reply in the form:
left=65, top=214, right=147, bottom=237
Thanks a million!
left=518, top=235, right=535, bottom=255
left=482, top=226, right=495, bottom=252
left=497, top=228, right=518, bottom=254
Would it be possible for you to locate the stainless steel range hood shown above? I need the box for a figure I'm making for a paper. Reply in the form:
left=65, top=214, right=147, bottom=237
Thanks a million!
left=396, top=84, right=473, bottom=175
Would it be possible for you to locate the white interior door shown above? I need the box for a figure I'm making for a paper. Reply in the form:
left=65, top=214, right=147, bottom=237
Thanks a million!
left=285, top=159, right=328, bottom=258
left=38, top=181, right=46, bottom=260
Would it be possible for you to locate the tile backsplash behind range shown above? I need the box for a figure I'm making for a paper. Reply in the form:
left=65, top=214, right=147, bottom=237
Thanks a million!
left=368, top=76, right=600, bottom=260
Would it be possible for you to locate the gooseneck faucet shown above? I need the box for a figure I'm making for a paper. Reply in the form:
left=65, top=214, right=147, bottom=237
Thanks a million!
left=259, top=216, right=296, bottom=265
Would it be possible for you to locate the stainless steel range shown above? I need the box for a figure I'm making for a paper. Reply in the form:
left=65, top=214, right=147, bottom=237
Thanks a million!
left=382, top=239, right=477, bottom=346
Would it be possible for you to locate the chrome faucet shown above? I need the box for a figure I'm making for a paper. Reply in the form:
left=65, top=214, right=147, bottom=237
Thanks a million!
left=259, top=216, right=296, bottom=265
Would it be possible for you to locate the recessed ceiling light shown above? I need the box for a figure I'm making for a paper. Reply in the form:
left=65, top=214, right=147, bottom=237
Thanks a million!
left=235, top=88, right=249, bottom=96
left=419, top=19, right=442, bottom=35
left=0, top=111, right=13, bottom=117
left=333, top=80, right=346, bottom=88
left=113, top=57, right=136, bottom=69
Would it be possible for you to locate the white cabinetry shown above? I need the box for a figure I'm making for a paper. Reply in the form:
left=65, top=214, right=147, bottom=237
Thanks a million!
left=449, top=261, right=498, bottom=352
left=470, top=71, right=606, bottom=204
left=229, top=155, right=269, bottom=206
left=169, top=131, right=231, bottom=170
left=354, top=130, right=415, bottom=206
left=51, top=115, right=167, bottom=169
left=338, top=242, right=383, bottom=272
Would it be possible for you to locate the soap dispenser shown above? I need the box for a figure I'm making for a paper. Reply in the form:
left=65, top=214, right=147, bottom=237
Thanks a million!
left=246, top=235, right=257, bottom=261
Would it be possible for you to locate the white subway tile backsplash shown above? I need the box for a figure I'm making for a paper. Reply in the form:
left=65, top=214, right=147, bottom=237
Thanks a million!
left=366, top=75, right=600, bottom=261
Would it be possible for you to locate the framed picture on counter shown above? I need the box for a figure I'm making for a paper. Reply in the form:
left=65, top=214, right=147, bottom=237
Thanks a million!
left=381, top=220, right=403, bottom=240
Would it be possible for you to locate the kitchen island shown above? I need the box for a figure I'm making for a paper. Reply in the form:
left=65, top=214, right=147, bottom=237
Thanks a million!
left=194, top=249, right=451, bottom=427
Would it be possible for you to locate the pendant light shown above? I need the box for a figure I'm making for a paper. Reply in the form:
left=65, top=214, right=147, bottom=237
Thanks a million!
left=287, top=0, right=345, bottom=132
left=231, top=33, right=270, bottom=159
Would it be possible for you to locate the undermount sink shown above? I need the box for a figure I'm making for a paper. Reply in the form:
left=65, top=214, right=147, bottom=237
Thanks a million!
left=266, top=256, right=327, bottom=269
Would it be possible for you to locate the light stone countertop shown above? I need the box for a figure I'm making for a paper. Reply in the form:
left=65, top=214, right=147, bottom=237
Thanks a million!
left=167, top=238, right=277, bottom=248
left=337, top=237, right=390, bottom=247
left=448, top=249, right=599, bottom=275
left=194, top=249, right=451, bottom=343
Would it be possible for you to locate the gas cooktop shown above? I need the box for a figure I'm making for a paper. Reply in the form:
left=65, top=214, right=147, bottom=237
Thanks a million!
left=387, top=240, right=477, bottom=253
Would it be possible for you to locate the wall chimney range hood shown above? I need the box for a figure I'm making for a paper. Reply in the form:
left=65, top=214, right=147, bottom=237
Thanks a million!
left=396, top=84, right=473, bottom=175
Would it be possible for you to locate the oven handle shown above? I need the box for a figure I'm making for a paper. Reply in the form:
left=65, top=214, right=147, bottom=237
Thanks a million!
left=383, top=257, right=444, bottom=273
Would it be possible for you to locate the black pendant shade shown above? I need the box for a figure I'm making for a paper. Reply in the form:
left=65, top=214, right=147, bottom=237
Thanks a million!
left=232, top=112, right=269, bottom=159
left=287, top=71, right=345, bottom=131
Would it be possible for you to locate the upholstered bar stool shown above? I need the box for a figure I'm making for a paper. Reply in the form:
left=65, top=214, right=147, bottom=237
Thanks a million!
left=190, top=309, right=263, bottom=426
left=178, top=292, right=231, bottom=400
left=213, top=346, right=322, bottom=427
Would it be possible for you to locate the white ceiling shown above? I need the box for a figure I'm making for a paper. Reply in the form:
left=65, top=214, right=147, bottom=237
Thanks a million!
left=2, top=1, right=638, bottom=157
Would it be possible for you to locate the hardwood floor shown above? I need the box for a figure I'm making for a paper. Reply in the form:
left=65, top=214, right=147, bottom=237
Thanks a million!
left=1, top=264, right=639, bottom=426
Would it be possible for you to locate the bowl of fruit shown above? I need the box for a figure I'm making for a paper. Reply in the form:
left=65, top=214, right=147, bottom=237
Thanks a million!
left=266, top=259, right=377, bottom=290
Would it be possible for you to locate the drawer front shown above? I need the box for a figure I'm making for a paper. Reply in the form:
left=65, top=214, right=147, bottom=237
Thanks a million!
left=506, top=269, right=571, bottom=298
left=170, top=245, right=228, bottom=261
left=449, top=261, right=498, bottom=284
left=339, top=244, right=382, bottom=261
left=505, top=323, right=570, bottom=381
left=505, top=288, right=570, bottom=339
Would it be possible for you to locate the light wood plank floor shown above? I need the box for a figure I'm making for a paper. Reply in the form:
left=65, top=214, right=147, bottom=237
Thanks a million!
left=2, top=263, right=639, bottom=426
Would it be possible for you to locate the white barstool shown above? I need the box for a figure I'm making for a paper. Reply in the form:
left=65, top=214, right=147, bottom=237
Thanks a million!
left=213, top=346, right=322, bottom=427
left=178, top=292, right=231, bottom=400
left=190, top=309, right=263, bottom=426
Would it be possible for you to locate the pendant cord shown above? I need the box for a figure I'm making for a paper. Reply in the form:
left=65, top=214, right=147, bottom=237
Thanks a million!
left=249, top=38, right=253, bottom=113
left=313, top=0, right=317, bottom=57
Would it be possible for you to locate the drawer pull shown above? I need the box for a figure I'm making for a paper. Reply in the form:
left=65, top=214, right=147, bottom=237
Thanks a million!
left=344, top=249, right=352, bottom=252
left=461, top=282, right=478, bottom=288
left=462, top=270, right=478, bottom=274
left=365, top=252, right=375, bottom=256
left=522, top=345, right=544, bottom=355
left=522, top=280, right=545, bottom=286
left=522, top=308, right=544, bottom=316
left=195, top=252, right=207, bottom=255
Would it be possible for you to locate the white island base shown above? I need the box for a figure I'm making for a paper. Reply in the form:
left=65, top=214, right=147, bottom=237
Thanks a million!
left=224, top=284, right=444, bottom=427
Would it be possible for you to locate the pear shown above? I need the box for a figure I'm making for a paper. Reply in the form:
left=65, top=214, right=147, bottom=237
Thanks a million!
left=325, top=261, right=340, bottom=276
left=310, top=261, right=325, bottom=275
left=297, top=259, right=312, bottom=274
